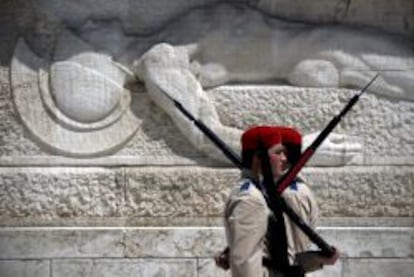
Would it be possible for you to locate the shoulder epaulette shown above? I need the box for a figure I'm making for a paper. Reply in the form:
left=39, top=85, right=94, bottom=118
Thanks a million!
left=289, top=180, right=298, bottom=191
left=240, top=180, right=252, bottom=192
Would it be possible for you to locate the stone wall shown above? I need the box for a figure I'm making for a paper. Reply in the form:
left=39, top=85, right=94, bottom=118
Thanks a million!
left=0, top=1, right=413, bottom=276
left=0, top=226, right=413, bottom=277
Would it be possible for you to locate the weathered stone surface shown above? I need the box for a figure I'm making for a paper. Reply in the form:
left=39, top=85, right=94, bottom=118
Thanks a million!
left=2, top=83, right=413, bottom=166
left=124, top=166, right=413, bottom=218
left=254, top=0, right=350, bottom=23
left=197, top=258, right=352, bottom=277
left=211, top=86, right=414, bottom=165
left=303, top=167, right=414, bottom=217
left=9, top=0, right=412, bottom=37
left=0, top=166, right=412, bottom=225
left=124, top=0, right=217, bottom=34
left=0, top=226, right=411, bottom=259
left=0, top=168, right=123, bottom=219
left=197, top=260, right=346, bottom=277
left=52, top=259, right=196, bottom=277
left=0, top=66, right=43, bottom=157
left=0, top=260, right=49, bottom=277
left=256, top=0, right=414, bottom=37
left=124, top=167, right=237, bottom=218
left=343, top=259, right=414, bottom=277
left=344, top=0, right=414, bottom=37
left=318, top=227, right=413, bottom=258
left=0, top=227, right=124, bottom=259
left=123, top=227, right=226, bottom=258
left=52, top=259, right=94, bottom=277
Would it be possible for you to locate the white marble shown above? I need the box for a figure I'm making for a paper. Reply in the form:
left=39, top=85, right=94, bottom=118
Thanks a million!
left=0, top=226, right=411, bottom=259
left=8, top=2, right=413, bottom=166
left=1, top=84, right=414, bottom=166
left=0, top=166, right=412, bottom=225
left=26, top=0, right=414, bottom=37
left=10, top=39, right=140, bottom=157
left=343, top=259, right=414, bottom=277
left=210, top=86, right=414, bottom=165
left=0, top=227, right=124, bottom=259
left=0, top=260, right=50, bottom=277
left=0, top=167, right=123, bottom=220
left=1, top=2, right=413, bottom=276
left=317, top=227, right=413, bottom=258
left=130, top=16, right=413, bottom=162
left=52, top=259, right=196, bottom=277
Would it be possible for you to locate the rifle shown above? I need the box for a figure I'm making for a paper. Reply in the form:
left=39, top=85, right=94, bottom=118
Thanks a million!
left=266, top=74, right=379, bottom=258
left=275, top=74, right=379, bottom=194
left=151, top=73, right=379, bottom=257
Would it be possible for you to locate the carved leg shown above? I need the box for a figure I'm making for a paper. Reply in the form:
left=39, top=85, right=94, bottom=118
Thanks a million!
left=288, top=59, right=340, bottom=88
left=132, top=43, right=362, bottom=166
left=340, top=70, right=407, bottom=99
left=191, top=61, right=231, bottom=88
left=380, top=70, right=414, bottom=101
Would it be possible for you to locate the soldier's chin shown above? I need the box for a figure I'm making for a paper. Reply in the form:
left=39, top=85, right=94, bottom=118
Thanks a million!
left=277, top=168, right=290, bottom=179
left=281, top=166, right=290, bottom=175
left=273, top=169, right=287, bottom=180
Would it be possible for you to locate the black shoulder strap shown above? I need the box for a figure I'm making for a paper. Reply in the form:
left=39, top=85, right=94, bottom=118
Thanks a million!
left=256, top=145, right=290, bottom=271
left=265, top=196, right=290, bottom=270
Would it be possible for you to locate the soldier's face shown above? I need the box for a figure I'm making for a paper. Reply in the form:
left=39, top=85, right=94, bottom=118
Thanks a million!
left=267, top=143, right=288, bottom=178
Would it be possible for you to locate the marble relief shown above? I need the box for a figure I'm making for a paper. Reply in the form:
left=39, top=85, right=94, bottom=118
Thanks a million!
left=1, top=2, right=413, bottom=275
left=11, top=38, right=140, bottom=157
left=9, top=2, right=413, bottom=165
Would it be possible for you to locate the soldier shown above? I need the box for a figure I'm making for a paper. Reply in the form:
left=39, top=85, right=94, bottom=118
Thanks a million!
left=216, top=126, right=339, bottom=276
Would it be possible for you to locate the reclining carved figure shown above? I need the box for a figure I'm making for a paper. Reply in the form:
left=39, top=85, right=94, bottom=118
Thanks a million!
left=21, top=3, right=411, bottom=163
left=124, top=3, right=412, bottom=164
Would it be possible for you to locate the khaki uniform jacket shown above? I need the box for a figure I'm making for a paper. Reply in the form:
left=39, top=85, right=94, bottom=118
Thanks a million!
left=282, top=180, right=319, bottom=261
left=224, top=178, right=319, bottom=277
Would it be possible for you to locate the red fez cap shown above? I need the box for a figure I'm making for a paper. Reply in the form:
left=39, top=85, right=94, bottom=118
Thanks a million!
left=241, top=126, right=302, bottom=150
left=241, top=126, right=282, bottom=150
left=278, top=127, right=302, bottom=145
